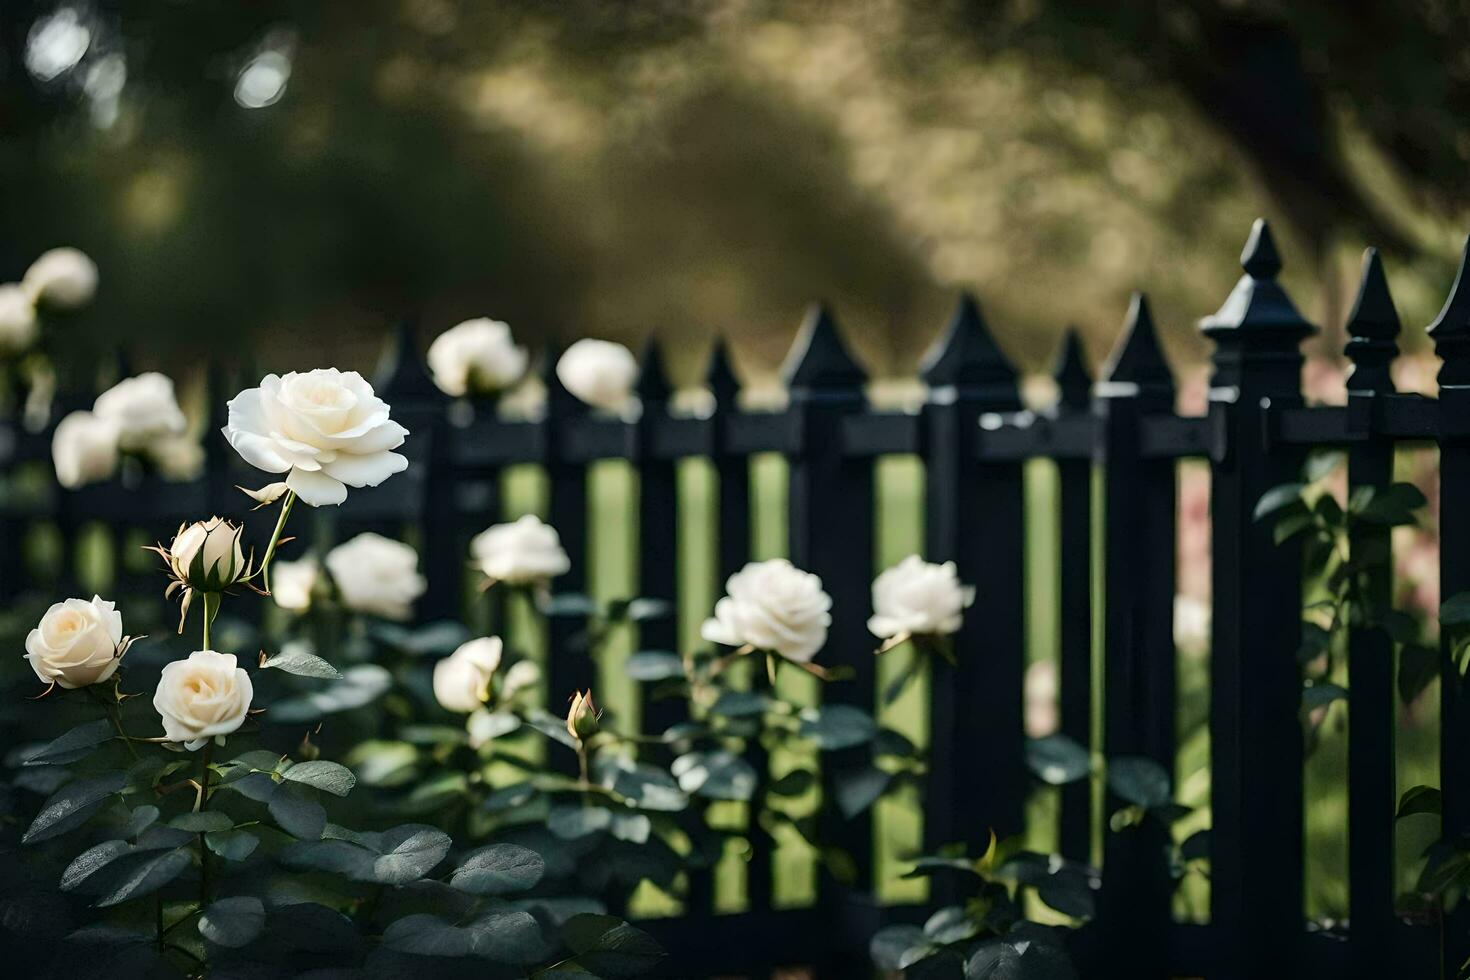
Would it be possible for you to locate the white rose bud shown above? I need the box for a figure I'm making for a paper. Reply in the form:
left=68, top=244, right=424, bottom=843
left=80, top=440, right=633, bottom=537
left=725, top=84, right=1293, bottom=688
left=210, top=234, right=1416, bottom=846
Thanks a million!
left=169, top=517, right=247, bottom=592
left=701, top=558, right=832, bottom=663
left=52, top=410, right=120, bottom=489
left=271, top=556, right=319, bottom=613
left=566, top=689, right=601, bottom=742
left=427, top=318, right=529, bottom=397
left=868, top=555, right=975, bottom=639
left=224, top=368, right=409, bottom=507
left=555, top=339, right=639, bottom=413
left=432, top=636, right=504, bottom=714
left=22, top=247, right=98, bottom=309
left=94, top=372, right=188, bottom=451
left=24, top=595, right=129, bottom=689
left=324, top=532, right=426, bottom=621
left=153, top=650, right=253, bottom=750
left=470, top=514, right=571, bottom=585
left=0, top=283, right=38, bottom=353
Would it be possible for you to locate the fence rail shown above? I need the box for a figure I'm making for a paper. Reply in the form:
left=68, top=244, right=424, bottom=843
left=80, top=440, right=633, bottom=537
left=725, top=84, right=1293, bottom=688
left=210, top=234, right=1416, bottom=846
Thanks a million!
left=0, top=219, right=1462, bottom=978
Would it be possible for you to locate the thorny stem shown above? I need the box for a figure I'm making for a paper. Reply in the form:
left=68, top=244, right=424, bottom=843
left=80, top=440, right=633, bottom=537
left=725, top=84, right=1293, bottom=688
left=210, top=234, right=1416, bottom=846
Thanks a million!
left=90, top=684, right=140, bottom=760
left=196, top=740, right=213, bottom=910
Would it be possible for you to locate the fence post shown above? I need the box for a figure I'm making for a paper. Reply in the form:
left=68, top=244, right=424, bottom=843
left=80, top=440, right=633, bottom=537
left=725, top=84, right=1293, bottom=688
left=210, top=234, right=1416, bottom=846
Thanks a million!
left=1342, top=249, right=1399, bottom=977
left=1429, top=237, right=1470, bottom=972
left=543, top=342, right=594, bottom=708
left=1201, top=220, right=1313, bottom=978
left=701, top=339, right=763, bottom=914
left=634, top=339, right=681, bottom=739
left=782, top=304, right=875, bottom=963
left=920, top=295, right=1026, bottom=863
left=1052, top=328, right=1094, bottom=861
left=1096, top=294, right=1177, bottom=975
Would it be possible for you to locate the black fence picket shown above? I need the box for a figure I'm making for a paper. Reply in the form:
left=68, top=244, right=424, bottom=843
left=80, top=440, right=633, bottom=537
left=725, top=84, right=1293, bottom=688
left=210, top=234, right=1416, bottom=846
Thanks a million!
left=7, top=220, right=1470, bottom=978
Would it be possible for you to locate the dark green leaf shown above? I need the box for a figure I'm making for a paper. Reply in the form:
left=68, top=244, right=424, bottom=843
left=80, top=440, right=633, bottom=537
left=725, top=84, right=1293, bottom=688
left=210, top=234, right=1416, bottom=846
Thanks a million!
left=1304, top=451, right=1344, bottom=483
left=540, top=593, right=597, bottom=618
left=282, top=760, right=357, bottom=797
left=626, top=650, right=684, bottom=682
left=923, top=905, right=978, bottom=944
left=562, top=913, right=666, bottom=978
left=870, top=924, right=926, bottom=970
left=95, top=848, right=192, bottom=907
left=124, top=805, right=159, bottom=839
left=1106, top=757, right=1171, bottom=810
left=1303, top=681, right=1348, bottom=711
left=452, top=844, right=545, bottom=896
left=1254, top=483, right=1305, bottom=521
left=24, top=719, right=115, bottom=766
left=548, top=805, right=612, bottom=840
left=199, top=896, right=265, bottom=948
left=1397, top=785, right=1442, bottom=819
left=345, top=740, right=419, bottom=787
left=24, top=772, right=127, bottom=844
left=671, top=751, right=757, bottom=801
left=798, top=704, right=877, bottom=750
left=61, top=840, right=132, bottom=892
left=372, top=824, right=451, bottom=884
left=710, top=690, right=769, bottom=718
left=268, top=784, right=326, bottom=840
left=169, top=811, right=234, bottom=833
left=1180, top=829, right=1210, bottom=861
left=833, top=765, right=893, bottom=819
left=625, top=598, right=673, bottom=621
left=483, top=781, right=538, bottom=812
left=1025, top=734, right=1092, bottom=785
left=768, top=769, right=817, bottom=797
left=205, top=829, right=259, bottom=862
left=1443, top=593, right=1470, bottom=627
left=1356, top=482, right=1427, bottom=525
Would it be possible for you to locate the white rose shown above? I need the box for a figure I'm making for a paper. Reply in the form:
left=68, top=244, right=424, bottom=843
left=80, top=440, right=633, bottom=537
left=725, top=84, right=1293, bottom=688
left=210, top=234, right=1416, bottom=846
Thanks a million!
left=24, top=595, right=129, bottom=689
left=147, top=434, right=205, bottom=481
left=0, top=283, right=38, bottom=352
left=325, top=532, right=426, bottom=620
left=432, top=636, right=504, bottom=713
left=701, top=559, right=832, bottom=662
left=153, top=650, right=253, bottom=750
left=169, top=516, right=247, bottom=591
left=94, top=372, right=188, bottom=451
left=52, top=410, right=120, bottom=489
left=868, top=555, right=975, bottom=639
left=22, top=247, right=98, bottom=309
left=427, top=318, right=528, bottom=397
left=224, top=369, right=409, bottom=507
left=501, top=658, right=540, bottom=697
left=470, top=515, right=571, bottom=585
left=272, top=556, right=319, bottom=613
left=555, top=339, right=639, bottom=413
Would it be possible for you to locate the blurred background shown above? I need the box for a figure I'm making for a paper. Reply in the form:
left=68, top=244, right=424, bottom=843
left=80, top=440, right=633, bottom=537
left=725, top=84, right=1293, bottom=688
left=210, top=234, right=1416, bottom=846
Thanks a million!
left=2, top=0, right=1469, bottom=391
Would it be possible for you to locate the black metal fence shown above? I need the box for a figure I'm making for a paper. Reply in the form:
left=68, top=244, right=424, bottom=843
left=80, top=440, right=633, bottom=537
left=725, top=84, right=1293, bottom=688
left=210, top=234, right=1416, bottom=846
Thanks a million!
left=1, top=218, right=1462, bottom=978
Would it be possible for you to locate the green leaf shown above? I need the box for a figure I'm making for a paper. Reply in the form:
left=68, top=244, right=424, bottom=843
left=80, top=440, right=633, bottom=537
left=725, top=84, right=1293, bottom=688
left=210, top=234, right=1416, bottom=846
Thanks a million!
left=483, top=781, right=538, bottom=812
left=1180, top=829, right=1210, bottom=862
left=169, top=811, right=234, bottom=833
left=24, top=719, right=116, bottom=766
left=922, top=905, right=979, bottom=944
left=1398, top=645, right=1438, bottom=704
left=833, top=765, right=893, bottom=819
left=282, top=760, right=357, bottom=797
left=344, top=740, right=418, bottom=787
left=23, top=772, right=128, bottom=844
left=268, top=784, right=326, bottom=840
left=205, top=829, right=259, bottom=862
left=548, top=805, right=612, bottom=840
left=124, top=805, right=159, bottom=839
left=260, top=642, right=342, bottom=679
left=1303, top=681, right=1348, bottom=711
left=1273, top=508, right=1315, bottom=544
left=599, top=759, right=688, bottom=812
left=451, top=843, right=545, bottom=896
left=624, top=598, right=673, bottom=622
left=1443, top=592, right=1470, bottom=627
left=671, top=750, right=757, bottom=801
left=95, top=848, right=192, bottom=907
left=710, top=690, right=769, bottom=718
left=383, top=910, right=547, bottom=963
left=1304, top=450, right=1345, bottom=483
left=540, top=593, right=598, bottom=618
left=199, top=896, right=265, bottom=948
left=1356, top=482, right=1427, bottom=525
left=1037, top=868, right=1098, bottom=919
left=526, top=709, right=578, bottom=749
left=626, top=650, right=684, bottom=682
left=870, top=924, right=926, bottom=970
left=61, top=840, right=132, bottom=892
left=767, top=769, right=817, bottom=797
left=1106, top=756, right=1171, bottom=810
left=1254, top=482, right=1305, bottom=521
left=269, top=664, right=392, bottom=723
left=562, top=913, right=666, bottom=978
left=371, top=824, right=452, bottom=884
left=1397, top=784, right=1442, bottom=819
left=1296, top=622, right=1332, bottom=665
left=1025, top=734, right=1092, bottom=785
left=797, top=704, right=877, bottom=750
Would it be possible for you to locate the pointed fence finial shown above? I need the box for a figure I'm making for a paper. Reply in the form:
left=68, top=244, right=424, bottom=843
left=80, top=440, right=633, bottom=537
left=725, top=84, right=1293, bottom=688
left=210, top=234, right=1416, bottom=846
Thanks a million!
left=1101, top=293, right=1175, bottom=400
left=920, top=293, right=1019, bottom=400
left=1051, top=327, right=1092, bottom=410
left=1430, top=236, right=1470, bottom=388
left=1343, top=248, right=1400, bottom=394
left=636, top=337, right=673, bottom=405
left=1200, top=219, right=1316, bottom=351
left=781, top=303, right=866, bottom=397
left=374, top=317, right=441, bottom=401
left=704, top=338, right=741, bottom=408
